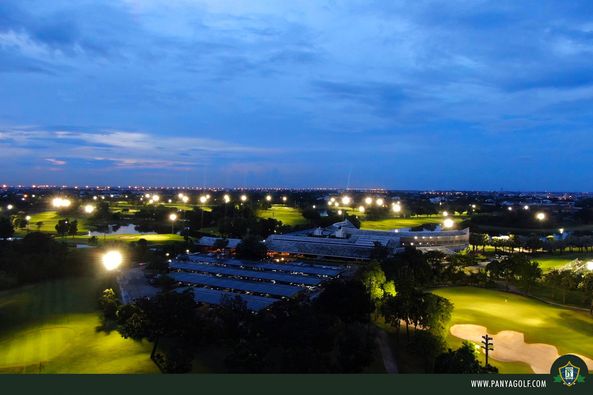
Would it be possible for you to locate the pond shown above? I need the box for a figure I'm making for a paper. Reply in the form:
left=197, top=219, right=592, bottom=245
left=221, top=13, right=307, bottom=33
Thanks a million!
left=88, top=224, right=156, bottom=236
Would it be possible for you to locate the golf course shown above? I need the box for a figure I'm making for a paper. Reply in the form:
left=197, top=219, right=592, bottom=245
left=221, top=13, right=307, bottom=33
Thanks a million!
left=433, top=287, right=593, bottom=373
left=0, top=277, right=158, bottom=373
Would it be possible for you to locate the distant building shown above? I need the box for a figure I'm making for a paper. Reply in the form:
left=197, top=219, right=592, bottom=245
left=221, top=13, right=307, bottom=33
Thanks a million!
left=265, top=219, right=470, bottom=261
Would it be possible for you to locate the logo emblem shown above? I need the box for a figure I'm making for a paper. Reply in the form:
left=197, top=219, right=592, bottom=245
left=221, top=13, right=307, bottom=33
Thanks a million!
left=551, top=355, right=588, bottom=388
left=558, top=361, right=581, bottom=387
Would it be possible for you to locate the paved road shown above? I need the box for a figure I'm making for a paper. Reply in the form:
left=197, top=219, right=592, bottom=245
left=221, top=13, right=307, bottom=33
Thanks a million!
left=376, top=329, right=399, bottom=374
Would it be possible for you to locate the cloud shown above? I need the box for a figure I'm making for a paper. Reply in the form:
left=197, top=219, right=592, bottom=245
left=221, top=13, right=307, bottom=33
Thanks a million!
left=45, top=158, right=66, bottom=165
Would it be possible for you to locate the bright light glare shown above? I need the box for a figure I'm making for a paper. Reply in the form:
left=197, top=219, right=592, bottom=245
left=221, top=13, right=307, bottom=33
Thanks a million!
left=365, top=197, right=373, bottom=205
left=587, top=261, right=593, bottom=271
left=358, top=205, right=365, bottom=213
left=376, top=198, right=384, bottom=206
left=392, top=203, right=402, bottom=213
left=341, top=196, right=351, bottom=205
left=182, top=196, right=189, bottom=203
left=84, top=204, right=95, bottom=214
left=52, top=197, right=71, bottom=208
left=102, top=251, right=123, bottom=271
left=25, top=215, right=31, bottom=221
left=152, top=195, right=160, bottom=202
left=443, top=218, right=455, bottom=229
left=266, top=195, right=272, bottom=202
left=7, top=204, right=13, bottom=210
left=240, top=194, right=247, bottom=202
left=443, top=211, right=449, bottom=217
left=337, top=210, right=343, bottom=215
left=524, top=205, right=530, bottom=210
left=536, top=212, right=546, bottom=221
left=169, top=213, right=178, bottom=221
left=282, top=196, right=287, bottom=202
left=199, top=196, right=207, bottom=204
left=223, top=194, right=231, bottom=203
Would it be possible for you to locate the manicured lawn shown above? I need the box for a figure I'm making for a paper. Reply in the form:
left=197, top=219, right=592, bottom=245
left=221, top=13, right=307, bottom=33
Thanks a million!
left=0, top=277, right=158, bottom=373
left=433, top=287, right=593, bottom=373
left=532, top=252, right=593, bottom=271
left=257, top=205, right=307, bottom=226
left=361, top=215, right=466, bottom=230
left=20, top=211, right=89, bottom=235
left=65, top=234, right=186, bottom=244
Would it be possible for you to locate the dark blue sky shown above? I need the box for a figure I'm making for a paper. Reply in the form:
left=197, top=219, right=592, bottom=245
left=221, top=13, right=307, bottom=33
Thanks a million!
left=1, top=1, right=593, bottom=191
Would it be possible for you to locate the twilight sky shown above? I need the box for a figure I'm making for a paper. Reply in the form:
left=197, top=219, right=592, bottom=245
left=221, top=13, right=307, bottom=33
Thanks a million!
left=1, top=0, right=593, bottom=191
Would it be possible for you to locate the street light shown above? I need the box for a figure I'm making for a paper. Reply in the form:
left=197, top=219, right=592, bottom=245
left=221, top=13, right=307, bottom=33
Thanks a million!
left=524, top=205, right=530, bottom=210
left=358, top=205, right=365, bottom=213
left=84, top=204, right=95, bottom=214
left=443, top=218, right=455, bottom=229
left=536, top=212, right=546, bottom=221
left=341, top=196, right=351, bottom=205
left=376, top=198, right=384, bottom=206
left=223, top=194, right=231, bottom=203
left=102, top=251, right=123, bottom=271
left=587, top=261, right=593, bottom=271
left=181, top=195, right=189, bottom=204
left=393, top=203, right=402, bottom=213
left=7, top=204, right=13, bottom=210
left=240, top=194, right=248, bottom=202
left=199, top=195, right=207, bottom=204
left=266, top=195, right=272, bottom=202
left=443, top=211, right=449, bottom=217
left=169, top=213, right=178, bottom=234
left=559, top=228, right=565, bottom=235
left=365, top=197, right=373, bottom=205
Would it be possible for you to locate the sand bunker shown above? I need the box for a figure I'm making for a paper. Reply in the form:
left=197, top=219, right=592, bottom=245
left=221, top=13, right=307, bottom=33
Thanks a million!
left=450, top=324, right=593, bottom=374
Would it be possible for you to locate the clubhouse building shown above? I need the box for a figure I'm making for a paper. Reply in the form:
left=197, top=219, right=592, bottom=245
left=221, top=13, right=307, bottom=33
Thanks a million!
left=265, top=219, right=470, bottom=260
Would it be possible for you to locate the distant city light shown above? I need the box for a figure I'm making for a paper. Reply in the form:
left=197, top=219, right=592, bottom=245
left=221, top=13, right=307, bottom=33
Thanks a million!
left=358, top=205, right=366, bottom=213
left=329, top=197, right=336, bottom=203
left=102, top=251, right=123, bottom=271
left=84, top=204, right=95, bottom=214
left=443, top=218, right=455, bottom=229
left=145, top=193, right=151, bottom=199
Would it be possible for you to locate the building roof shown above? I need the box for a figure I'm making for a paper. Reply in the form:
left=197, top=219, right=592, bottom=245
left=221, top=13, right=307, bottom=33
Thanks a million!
left=196, top=236, right=241, bottom=249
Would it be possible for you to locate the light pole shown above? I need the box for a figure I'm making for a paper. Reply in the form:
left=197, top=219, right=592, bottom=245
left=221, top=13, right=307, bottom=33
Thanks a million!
left=481, top=334, right=494, bottom=367
left=169, top=213, right=178, bottom=234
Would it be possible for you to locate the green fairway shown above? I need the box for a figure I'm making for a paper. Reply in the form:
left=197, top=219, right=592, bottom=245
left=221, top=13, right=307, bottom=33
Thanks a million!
left=21, top=211, right=89, bottom=234
left=65, top=233, right=186, bottom=244
left=361, top=215, right=466, bottom=230
left=433, top=287, right=593, bottom=373
left=257, top=205, right=307, bottom=226
left=532, top=252, right=593, bottom=271
left=0, top=278, right=158, bottom=373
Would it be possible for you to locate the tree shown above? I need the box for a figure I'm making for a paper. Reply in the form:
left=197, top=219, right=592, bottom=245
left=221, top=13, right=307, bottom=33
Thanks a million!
left=0, top=217, right=15, bottom=239
left=434, top=341, right=481, bottom=373
left=68, top=219, right=78, bottom=238
left=117, top=290, right=197, bottom=360
left=55, top=219, right=70, bottom=237
left=99, top=288, right=120, bottom=321
left=314, top=279, right=374, bottom=324
left=516, top=260, right=542, bottom=294
left=359, top=262, right=396, bottom=303
left=235, top=236, right=268, bottom=260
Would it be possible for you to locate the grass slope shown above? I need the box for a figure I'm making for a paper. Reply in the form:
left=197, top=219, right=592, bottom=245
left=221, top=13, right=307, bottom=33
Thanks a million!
left=433, top=287, right=593, bottom=373
left=0, top=277, right=158, bottom=374
left=257, top=205, right=307, bottom=226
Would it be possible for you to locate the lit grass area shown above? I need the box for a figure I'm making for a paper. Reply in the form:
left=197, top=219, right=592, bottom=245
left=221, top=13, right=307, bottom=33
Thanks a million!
left=532, top=252, right=593, bottom=271
left=433, top=287, right=593, bottom=373
left=19, top=211, right=89, bottom=234
left=0, top=278, right=158, bottom=373
left=360, top=215, right=466, bottom=230
left=257, top=205, right=307, bottom=226
left=64, top=234, right=186, bottom=244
